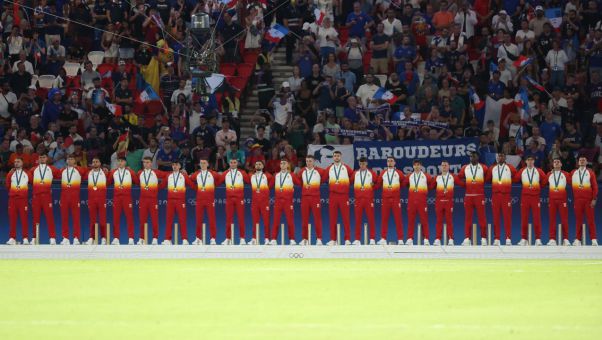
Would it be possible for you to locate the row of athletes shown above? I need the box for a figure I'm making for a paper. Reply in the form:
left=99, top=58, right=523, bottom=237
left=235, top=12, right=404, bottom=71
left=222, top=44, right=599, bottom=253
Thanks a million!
left=3, top=151, right=599, bottom=246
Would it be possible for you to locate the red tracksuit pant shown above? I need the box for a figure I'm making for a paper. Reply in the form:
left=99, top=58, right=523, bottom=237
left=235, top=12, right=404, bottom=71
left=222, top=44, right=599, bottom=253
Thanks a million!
left=61, top=195, right=81, bottom=239
left=32, top=194, right=56, bottom=239
left=381, top=198, right=403, bottom=240
left=165, top=200, right=187, bottom=241
left=196, top=200, right=217, bottom=239
left=251, top=199, right=270, bottom=239
left=139, top=198, right=159, bottom=239
left=8, top=197, right=28, bottom=239
left=301, top=196, right=323, bottom=240
left=271, top=199, right=295, bottom=240
left=464, top=195, right=487, bottom=238
left=408, top=200, right=429, bottom=239
left=435, top=200, right=453, bottom=240
left=354, top=198, right=375, bottom=241
left=491, top=194, right=512, bottom=240
left=88, top=199, right=107, bottom=239
left=329, top=193, right=350, bottom=241
left=520, top=196, right=541, bottom=240
left=225, top=197, right=245, bottom=239
left=113, top=196, right=134, bottom=239
left=549, top=199, right=568, bottom=241
left=575, top=198, right=597, bottom=240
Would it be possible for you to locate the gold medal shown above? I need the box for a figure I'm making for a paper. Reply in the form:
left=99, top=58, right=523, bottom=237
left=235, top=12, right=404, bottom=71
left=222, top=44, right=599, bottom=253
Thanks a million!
left=201, top=188, right=205, bottom=192
left=173, top=189, right=178, bottom=193
left=305, top=185, right=310, bottom=189
left=67, top=184, right=71, bottom=188
left=256, top=189, right=260, bottom=193
left=335, top=180, right=339, bottom=184
left=119, top=185, right=123, bottom=189
left=93, top=186, right=98, bottom=191
left=498, top=181, right=502, bottom=185
left=443, top=189, right=447, bottom=194
left=280, top=188, right=283, bottom=192
left=529, top=185, right=532, bottom=189
left=145, top=186, right=149, bottom=190
left=579, top=185, right=583, bottom=189
left=388, top=185, right=392, bottom=190
left=230, top=186, right=234, bottom=190
left=15, top=186, right=20, bottom=190
left=361, top=187, right=365, bottom=191
left=471, top=180, right=476, bottom=184
left=40, top=181, right=44, bottom=185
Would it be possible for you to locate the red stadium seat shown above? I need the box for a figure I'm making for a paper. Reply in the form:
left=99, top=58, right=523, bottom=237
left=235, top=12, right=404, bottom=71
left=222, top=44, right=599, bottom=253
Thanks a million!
left=214, top=92, right=223, bottom=108
left=338, top=26, right=349, bottom=45
left=242, top=51, right=259, bottom=64
left=236, top=63, right=254, bottom=78
left=220, top=63, right=237, bottom=76
left=363, top=50, right=372, bottom=73
left=227, top=76, right=248, bottom=92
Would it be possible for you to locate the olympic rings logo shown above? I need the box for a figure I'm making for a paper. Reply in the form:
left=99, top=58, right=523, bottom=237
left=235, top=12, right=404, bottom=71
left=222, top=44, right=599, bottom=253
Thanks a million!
left=288, top=253, right=305, bottom=258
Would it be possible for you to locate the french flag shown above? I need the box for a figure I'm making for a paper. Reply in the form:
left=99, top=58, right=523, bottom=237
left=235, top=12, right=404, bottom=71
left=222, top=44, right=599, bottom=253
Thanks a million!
left=314, top=8, right=326, bottom=25
left=469, top=87, right=485, bottom=110
left=524, top=76, right=546, bottom=92
left=137, top=85, right=160, bottom=103
left=373, top=88, right=398, bottom=104
left=513, top=55, right=533, bottom=68
left=105, top=100, right=123, bottom=116
left=265, top=24, right=289, bottom=43
left=220, top=0, right=238, bottom=8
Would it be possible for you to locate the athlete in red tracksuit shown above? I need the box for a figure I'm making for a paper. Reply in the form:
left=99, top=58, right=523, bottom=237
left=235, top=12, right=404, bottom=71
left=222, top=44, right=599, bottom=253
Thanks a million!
left=485, top=152, right=517, bottom=245
left=5, top=158, right=29, bottom=245
left=59, top=155, right=86, bottom=245
left=458, top=152, right=488, bottom=245
left=249, top=160, right=272, bottom=245
left=571, top=156, right=599, bottom=246
left=86, top=157, right=109, bottom=245
left=547, top=158, right=571, bottom=246
left=352, top=157, right=379, bottom=245
left=138, top=157, right=165, bottom=245
left=109, top=157, right=139, bottom=244
left=190, top=159, right=222, bottom=245
left=28, top=154, right=60, bottom=244
left=271, top=159, right=301, bottom=245
left=299, top=155, right=326, bottom=245
left=325, top=151, right=354, bottom=245
left=163, top=160, right=194, bottom=245
left=431, top=160, right=462, bottom=246
left=404, top=159, right=433, bottom=245
left=222, top=159, right=249, bottom=245
left=378, top=157, right=405, bottom=245
left=515, top=156, right=547, bottom=246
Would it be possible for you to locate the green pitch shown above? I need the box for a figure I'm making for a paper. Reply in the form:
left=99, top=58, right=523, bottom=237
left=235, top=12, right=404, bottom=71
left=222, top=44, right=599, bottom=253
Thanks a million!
left=0, top=259, right=600, bottom=339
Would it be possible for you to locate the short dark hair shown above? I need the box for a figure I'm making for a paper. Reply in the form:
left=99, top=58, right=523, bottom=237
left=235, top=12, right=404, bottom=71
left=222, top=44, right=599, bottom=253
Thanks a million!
left=306, top=155, right=314, bottom=160
left=142, top=157, right=153, bottom=161
left=333, top=151, right=342, bottom=155
left=413, top=159, right=422, bottom=165
left=359, top=157, right=367, bottom=163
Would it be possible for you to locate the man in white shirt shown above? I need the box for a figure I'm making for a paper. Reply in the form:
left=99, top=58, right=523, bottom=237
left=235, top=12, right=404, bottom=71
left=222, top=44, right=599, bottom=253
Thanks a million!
left=515, top=20, right=535, bottom=52
left=382, top=8, right=402, bottom=37
left=142, top=138, right=160, bottom=169
left=270, top=92, right=293, bottom=131
left=11, top=52, right=34, bottom=75
left=355, top=74, right=379, bottom=107
left=497, top=33, right=519, bottom=73
left=0, top=82, right=17, bottom=121
left=316, top=17, right=338, bottom=61
left=215, top=120, right=237, bottom=150
left=497, top=59, right=513, bottom=86
left=170, top=79, right=192, bottom=105
left=491, top=10, right=514, bottom=33
left=525, top=127, right=547, bottom=151
left=545, top=40, right=569, bottom=89
left=454, top=3, right=478, bottom=39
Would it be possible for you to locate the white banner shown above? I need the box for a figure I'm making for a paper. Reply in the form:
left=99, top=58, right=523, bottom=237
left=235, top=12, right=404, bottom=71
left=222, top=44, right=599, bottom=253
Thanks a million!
left=307, top=145, right=355, bottom=169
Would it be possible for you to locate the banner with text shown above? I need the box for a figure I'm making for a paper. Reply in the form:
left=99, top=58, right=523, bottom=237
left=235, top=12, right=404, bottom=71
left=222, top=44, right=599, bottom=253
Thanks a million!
left=307, top=144, right=355, bottom=169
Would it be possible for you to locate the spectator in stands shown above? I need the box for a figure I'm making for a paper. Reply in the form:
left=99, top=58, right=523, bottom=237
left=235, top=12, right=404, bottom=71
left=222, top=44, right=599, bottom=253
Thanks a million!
left=215, top=120, right=237, bottom=150
left=156, top=138, right=180, bottom=171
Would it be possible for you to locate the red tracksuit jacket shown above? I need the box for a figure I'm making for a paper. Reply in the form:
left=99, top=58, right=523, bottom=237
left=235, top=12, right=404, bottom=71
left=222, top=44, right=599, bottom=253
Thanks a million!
left=190, top=169, right=222, bottom=200
left=430, top=172, right=462, bottom=200
left=29, top=164, right=60, bottom=196
left=222, top=168, right=249, bottom=199
left=272, top=171, right=301, bottom=200
left=458, top=163, right=488, bottom=195
left=6, top=169, right=29, bottom=199
left=547, top=170, right=571, bottom=200
left=571, top=167, right=598, bottom=200
left=515, top=167, right=548, bottom=196
left=138, top=169, right=166, bottom=200
left=379, top=168, right=405, bottom=199
left=325, top=163, right=354, bottom=195
left=109, top=167, right=139, bottom=196
left=404, top=171, right=433, bottom=201
left=353, top=169, right=379, bottom=199
left=86, top=168, right=109, bottom=201
left=164, top=171, right=194, bottom=200
left=249, top=171, right=273, bottom=201
left=299, top=167, right=326, bottom=197
left=60, top=166, right=87, bottom=197
left=486, top=163, right=517, bottom=194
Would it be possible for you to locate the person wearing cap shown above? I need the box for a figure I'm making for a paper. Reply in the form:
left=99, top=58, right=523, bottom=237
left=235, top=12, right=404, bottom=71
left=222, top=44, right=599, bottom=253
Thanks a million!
left=5, top=158, right=30, bottom=245
left=458, top=152, right=489, bottom=246
left=57, top=155, right=87, bottom=245
left=351, top=157, right=378, bottom=245
left=190, top=159, right=222, bottom=245
left=162, top=159, right=194, bottom=245
left=485, top=152, right=517, bottom=246
left=491, top=10, right=513, bottom=33
left=248, top=159, right=273, bottom=245
left=28, top=153, right=61, bottom=245
left=515, top=155, right=548, bottom=246
left=108, top=157, right=139, bottom=245
left=530, top=6, right=551, bottom=37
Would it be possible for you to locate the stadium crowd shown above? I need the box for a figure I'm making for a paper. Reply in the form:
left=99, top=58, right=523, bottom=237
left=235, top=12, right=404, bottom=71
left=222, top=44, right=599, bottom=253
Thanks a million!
left=0, top=0, right=601, bottom=177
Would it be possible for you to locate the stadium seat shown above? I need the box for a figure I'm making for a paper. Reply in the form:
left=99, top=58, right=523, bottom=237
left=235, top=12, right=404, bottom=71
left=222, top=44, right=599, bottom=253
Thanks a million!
left=220, top=63, right=237, bottom=76
left=375, top=74, right=388, bottom=86
left=227, top=76, right=248, bottom=93
left=63, top=62, right=81, bottom=77
left=236, top=63, right=254, bottom=78
left=338, top=26, right=349, bottom=45
left=363, top=50, right=372, bottom=73
left=242, top=51, right=259, bottom=65
left=37, top=75, right=57, bottom=89
left=31, top=74, right=38, bottom=86
left=87, top=51, right=105, bottom=68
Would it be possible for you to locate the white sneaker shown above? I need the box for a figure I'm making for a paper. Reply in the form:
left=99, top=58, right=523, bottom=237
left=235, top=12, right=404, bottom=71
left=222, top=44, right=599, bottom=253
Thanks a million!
left=593, top=239, right=599, bottom=246
left=72, top=238, right=80, bottom=245
left=49, top=238, right=57, bottom=245
left=534, top=239, right=542, bottom=246
left=448, top=239, right=455, bottom=246
left=263, top=238, right=270, bottom=245
left=397, top=239, right=404, bottom=245
left=547, top=239, right=557, bottom=246
left=152, top=238, right=158, bottom=245
left=481, top=237, right=487, bottom=246
left=249, top=238, right=257, bottom=245
left=239, top=238, right=246, bottom=245
left=270, top=240, right=277, bottom=246
left=30, top=238, right=36, bottom=245
left=462, top=238, right=471, bottom=246
left=505, top=238, right=512, bottom=246
left=61, top=238, right=70, bottom=245
left=128, top=238, right=134, bottom=245
left=86, top=238, right=94, bottom=245
left=111, top=238, right=120, bottom=245
left=316, top=239, right=323, bottom=246
left=326, top=240, right=335, bottom=246
left=221, top=238, right=231, bottom=245
left=22, top=238, right=30, bottom=245
left=377, top=238, right=387, bottom=245
left=100, top=238, right=106, bottom=245
left=344, top=240, right=351, bottom=246
left=5, top=238, right=16, bottom=245
left=210, top=238, right=216, bottom=245
left=573, top=239, right=582, bottom=246
left=182, top=239, right=189, bottom=245
left=162, top=239, right=172, bottom=245
left=137, top=239, right=145, bottom=245
left=517, top=239, right=527, bottom=246
left=289, top=240, right=297, bottom=245
left=433, top=239, right=441, bottom=246
left=423, top=239, right=430, bottom=246
left=369, top=239, right=376, bottom=245
left=192, top=238, right=202, bottom=245
left=300, top=239, right=308, bottom=246
left=406, top=238, right=414, bottom=246
left=352, top=240, right=361, bottom=246
left=493, top=239, right=501, bottom=246
left=563, top=239, right=570, bottom=246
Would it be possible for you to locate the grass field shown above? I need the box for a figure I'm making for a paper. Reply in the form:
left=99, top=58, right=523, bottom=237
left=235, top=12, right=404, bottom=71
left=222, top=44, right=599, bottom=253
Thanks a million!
left=0, top=260, right=600, bottom=339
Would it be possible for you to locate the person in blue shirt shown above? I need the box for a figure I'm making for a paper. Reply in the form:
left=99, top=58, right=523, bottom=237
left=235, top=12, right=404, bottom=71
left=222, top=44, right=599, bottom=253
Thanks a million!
left=487, top=71, right=505, bottom=100
left=399, top=61, right=420, bottom=96
left=539, top=111, right=561, bottom=153
left=345, top=2, right=374, bottom=39
left=394, top=36, right=417, bottom=75
left=523, top=140, right=545, bottom=168
left=41, top=89, right=64, bottom=130
left=337, top=62, right=357, bottom=93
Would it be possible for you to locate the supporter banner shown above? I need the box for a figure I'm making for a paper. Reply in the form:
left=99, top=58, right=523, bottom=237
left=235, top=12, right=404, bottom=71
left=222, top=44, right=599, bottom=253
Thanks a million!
left=0, top=185, right=600, bottom=245
left=307, top=144, right=355, bottom=168
left=354, top=138, right=478, bottom=174
left=382, top=119, right=449, bottom=130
